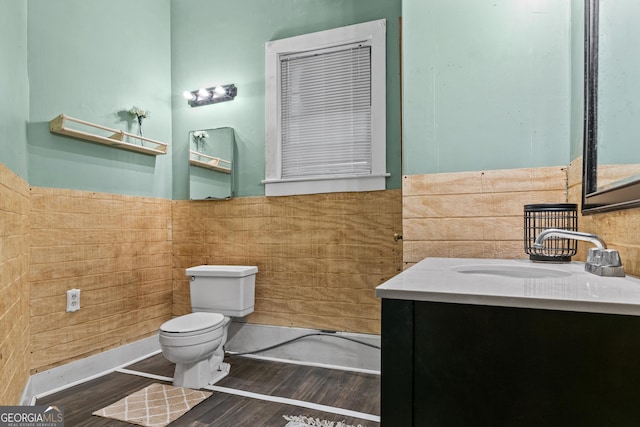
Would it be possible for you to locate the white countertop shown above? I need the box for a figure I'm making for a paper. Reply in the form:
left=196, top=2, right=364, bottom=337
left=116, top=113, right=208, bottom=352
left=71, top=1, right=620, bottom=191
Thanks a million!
left=375, top=258, right=640, bottom=316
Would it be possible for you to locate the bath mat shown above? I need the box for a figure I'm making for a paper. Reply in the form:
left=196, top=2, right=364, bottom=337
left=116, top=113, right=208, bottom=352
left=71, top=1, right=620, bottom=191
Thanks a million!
left=283, top=415, right=364, bottom=427
left=93, top=383, right=211, bottom=427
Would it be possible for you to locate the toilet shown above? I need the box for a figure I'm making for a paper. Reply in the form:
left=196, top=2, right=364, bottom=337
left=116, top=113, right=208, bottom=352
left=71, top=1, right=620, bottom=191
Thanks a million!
left=158, top=265, right=258, bottom=389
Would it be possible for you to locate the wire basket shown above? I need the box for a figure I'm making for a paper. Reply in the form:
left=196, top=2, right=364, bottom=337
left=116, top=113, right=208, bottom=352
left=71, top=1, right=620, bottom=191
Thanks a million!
left=524, top=204, right=578, bottom=262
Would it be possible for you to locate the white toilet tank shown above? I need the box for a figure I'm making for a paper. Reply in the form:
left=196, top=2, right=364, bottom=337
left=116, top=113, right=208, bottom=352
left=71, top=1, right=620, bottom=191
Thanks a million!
left=186, top=265, right=258, bottom=317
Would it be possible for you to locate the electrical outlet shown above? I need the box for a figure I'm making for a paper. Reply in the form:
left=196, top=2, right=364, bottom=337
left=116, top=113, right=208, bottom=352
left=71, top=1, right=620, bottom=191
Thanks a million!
left=66, top=289, right=81, bottom=312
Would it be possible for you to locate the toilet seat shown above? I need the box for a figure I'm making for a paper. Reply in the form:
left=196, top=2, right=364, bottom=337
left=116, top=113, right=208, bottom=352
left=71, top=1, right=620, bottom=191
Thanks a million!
left=160, top=312, right=225, bottom=337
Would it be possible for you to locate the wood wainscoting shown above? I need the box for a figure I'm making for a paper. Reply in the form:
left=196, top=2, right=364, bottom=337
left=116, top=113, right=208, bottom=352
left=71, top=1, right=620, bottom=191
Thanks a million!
left=29, top=188, right=173, bottom=374
left=403, top=166, right=569, bottom=267
left=172, top=190, right=403, bottom=335
left=0, top=163, right=31, bottom=404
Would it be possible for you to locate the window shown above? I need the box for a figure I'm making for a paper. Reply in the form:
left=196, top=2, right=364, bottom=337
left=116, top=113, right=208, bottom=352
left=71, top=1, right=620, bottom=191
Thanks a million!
left=264, top=19, right=388, bottom=196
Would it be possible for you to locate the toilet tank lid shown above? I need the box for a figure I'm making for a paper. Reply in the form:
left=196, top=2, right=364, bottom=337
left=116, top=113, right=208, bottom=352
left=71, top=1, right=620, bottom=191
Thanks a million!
left=185, top=265, right=258, bottom=277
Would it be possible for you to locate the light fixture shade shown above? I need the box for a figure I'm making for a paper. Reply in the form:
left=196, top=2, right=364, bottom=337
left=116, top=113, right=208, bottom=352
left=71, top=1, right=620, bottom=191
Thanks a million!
left=185, top=84, right=237, bottom=107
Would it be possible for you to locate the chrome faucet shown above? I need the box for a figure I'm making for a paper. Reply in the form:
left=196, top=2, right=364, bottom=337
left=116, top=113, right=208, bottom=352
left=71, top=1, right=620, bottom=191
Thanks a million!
left=534, top=229, right=607, bottom=251
left=534, top=229, right=624, bottom=277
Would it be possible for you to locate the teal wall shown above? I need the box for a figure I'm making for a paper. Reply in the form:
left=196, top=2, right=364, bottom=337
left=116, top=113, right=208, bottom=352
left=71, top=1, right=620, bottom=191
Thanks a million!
left=0, top=0, right=29, bottom=179
left=402, top=0, right=572, bottom=175
left=570, top=0, right=585, bottom=161
left=1, top=1, right=585, bottom=198
left=26, top=0, right=172, bottom=198
left=170, top=0, right=402, bottom=199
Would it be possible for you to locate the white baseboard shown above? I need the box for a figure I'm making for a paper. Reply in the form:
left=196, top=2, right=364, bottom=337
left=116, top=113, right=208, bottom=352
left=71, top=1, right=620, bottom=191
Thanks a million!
left=225, top=322, right=381, bottom=372
left=21, top=323, right=381, bottom=405
left=21, top=336, right=160, bottom=405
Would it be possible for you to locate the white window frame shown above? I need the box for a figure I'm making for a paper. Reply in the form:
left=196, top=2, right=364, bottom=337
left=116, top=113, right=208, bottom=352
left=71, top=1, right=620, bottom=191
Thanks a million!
left=263, top=19, right=388, bottom=197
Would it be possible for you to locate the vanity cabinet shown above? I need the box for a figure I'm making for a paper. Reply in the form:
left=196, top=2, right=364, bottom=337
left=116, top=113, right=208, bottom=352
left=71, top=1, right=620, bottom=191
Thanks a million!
left=381, top=298, right=640, bottom=426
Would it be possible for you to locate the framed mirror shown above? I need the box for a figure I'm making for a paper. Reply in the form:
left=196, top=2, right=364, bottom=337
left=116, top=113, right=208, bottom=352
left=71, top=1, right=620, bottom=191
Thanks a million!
left=189, top=127, right=235, bottom=200
left=583, top=0, right=640, bottom=213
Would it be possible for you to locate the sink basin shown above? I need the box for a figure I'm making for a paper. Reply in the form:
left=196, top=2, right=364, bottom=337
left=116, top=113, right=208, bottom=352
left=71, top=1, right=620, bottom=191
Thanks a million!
left=454, top=265, right=572, bottom=279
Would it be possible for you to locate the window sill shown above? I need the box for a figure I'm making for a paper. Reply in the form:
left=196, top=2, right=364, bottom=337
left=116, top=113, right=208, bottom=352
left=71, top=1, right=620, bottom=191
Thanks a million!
left=262, top=173, right=389, bottom=197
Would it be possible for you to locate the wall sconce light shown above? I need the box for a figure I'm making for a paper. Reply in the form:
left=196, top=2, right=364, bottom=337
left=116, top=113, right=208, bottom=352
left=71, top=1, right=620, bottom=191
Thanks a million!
left=183, top=84, right=237, bottom=107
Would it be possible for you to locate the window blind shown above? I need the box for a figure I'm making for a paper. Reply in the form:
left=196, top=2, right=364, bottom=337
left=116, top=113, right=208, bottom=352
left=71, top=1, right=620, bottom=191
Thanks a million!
left=280, top=44, right=372, bottom=179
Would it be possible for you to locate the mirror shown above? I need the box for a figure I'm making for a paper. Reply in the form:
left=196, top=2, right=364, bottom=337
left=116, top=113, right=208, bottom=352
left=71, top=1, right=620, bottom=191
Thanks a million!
left=583, top=0, right=640, bottom=213
left=189, top=127, right=235, bottom=200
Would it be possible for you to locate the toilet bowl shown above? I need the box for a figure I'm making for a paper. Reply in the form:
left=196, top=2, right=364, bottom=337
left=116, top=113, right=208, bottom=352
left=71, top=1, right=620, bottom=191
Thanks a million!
left=158, top=265, right=258, bottom=389
left=159, top=312, right=230, bottom=389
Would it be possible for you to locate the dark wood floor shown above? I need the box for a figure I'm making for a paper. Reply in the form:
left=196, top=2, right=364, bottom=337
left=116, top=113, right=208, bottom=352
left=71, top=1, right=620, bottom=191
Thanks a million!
left=36, top=354, right=380, bottom=427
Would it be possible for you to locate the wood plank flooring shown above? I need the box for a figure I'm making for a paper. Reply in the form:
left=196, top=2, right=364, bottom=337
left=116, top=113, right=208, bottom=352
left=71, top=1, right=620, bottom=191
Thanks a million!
left=36, top=354, right=380, bottom=427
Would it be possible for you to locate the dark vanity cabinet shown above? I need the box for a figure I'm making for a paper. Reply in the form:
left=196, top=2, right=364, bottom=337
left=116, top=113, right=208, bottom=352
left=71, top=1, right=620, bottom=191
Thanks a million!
left=380, top=298, right=640, bottom=427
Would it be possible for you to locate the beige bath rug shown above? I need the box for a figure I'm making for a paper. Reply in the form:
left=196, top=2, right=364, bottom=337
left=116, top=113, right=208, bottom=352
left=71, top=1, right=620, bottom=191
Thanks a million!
left=283, top=415, right=364, bottom=427
left=93, top=383, right=211, bottom=427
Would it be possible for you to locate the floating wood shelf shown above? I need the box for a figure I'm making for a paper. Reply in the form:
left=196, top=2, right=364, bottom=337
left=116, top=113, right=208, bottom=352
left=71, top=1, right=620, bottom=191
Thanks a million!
left=49, top=114, right=168, bottom=155
left=189, top=150, right=232, bottom=173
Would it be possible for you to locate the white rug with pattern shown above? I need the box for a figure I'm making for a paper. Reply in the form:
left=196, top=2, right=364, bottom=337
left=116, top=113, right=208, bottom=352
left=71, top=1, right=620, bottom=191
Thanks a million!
left=93, top=383, right=211, bottom=427
left=284, top=415, right=365, bottom=427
